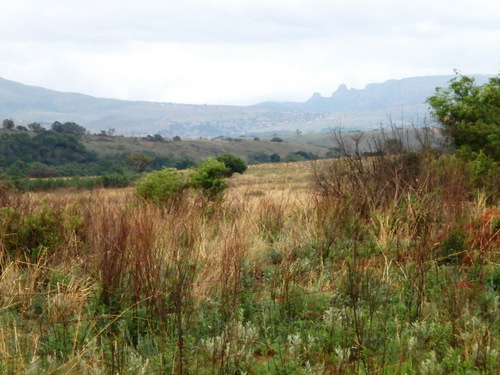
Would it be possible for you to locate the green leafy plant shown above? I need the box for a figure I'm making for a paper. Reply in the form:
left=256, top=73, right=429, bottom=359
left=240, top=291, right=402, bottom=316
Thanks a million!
left=216, top=153, right=247, bottom=177
left=188, top=158, right=229, bottom=200
left=135, top=167, right=187, bottom=204
left=427, top=72, right=500, bottom=161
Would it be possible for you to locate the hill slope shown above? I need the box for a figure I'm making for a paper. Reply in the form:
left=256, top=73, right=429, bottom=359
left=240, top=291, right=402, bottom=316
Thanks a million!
left=0, top=75, right=491, bottom=137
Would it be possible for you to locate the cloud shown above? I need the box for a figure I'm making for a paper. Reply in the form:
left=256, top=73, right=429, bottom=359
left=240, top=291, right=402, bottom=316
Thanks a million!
left=1, top=1, right=499, bottom=105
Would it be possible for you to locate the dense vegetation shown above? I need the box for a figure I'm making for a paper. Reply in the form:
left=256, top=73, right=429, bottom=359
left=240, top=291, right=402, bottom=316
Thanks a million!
left=427, top=72, right=500, bottom=161
left=0, top=120, right=330, bottom=191
left=0, top=74, right=498, bottom=373
left=0, top=123, right=198, bottom=181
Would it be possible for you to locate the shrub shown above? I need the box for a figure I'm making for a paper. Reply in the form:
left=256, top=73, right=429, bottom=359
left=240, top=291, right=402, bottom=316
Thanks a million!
left=216, top=153, right=247, bottom=177
left=135, top=168, right=187, bottom=204
left=248, top=152, right=270, bottom=164
left=101, top=173, right=134, bottom=188
left=270, top=137, right=283, bottom=142
left=188, top=158, right=228, bottom=200
left=427, top=72, right=500, bottom=161
left=0, top=204, right=61, bottom=260
left=270, top=153, right=281, bottom=163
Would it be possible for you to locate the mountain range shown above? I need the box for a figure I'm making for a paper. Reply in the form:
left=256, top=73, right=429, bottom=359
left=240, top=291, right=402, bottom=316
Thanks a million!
left=0, top=74, right=491, bottom=138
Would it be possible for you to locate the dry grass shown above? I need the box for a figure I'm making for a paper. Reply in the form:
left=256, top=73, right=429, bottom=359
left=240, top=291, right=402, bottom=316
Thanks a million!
left=0, top=158, right=499, bottom=373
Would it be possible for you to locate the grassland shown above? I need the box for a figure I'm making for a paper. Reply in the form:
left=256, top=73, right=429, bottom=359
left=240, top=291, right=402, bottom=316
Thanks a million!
left=0, top=151, right=499, bottom=374
left=82, top=133, right=332, bottom=163
left=82, top=126, right=440, bottom=163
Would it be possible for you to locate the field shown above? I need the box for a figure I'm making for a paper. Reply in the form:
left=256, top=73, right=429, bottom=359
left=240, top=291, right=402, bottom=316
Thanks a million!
left=0, top=153, right=499, bottom=374
left=82, top=134, right=332, bottom=164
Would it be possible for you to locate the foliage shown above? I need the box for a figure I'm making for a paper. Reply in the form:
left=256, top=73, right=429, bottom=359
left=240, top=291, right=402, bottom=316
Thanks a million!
left=135, top=168, right=187, bottom=204
left=51, top=121, right=87, bottom=137
left=188, top=158, right=229, bottom=200
left=149, top=154, right=196, bottom=171
left=270, top=153, right=281, bottom=163
left=28, top=122, right=46, bottom=133
left=216, top=153, right=247, bottom=176
left=284, top=151, right=317, bottom=162
left=2, top=173, right=137, bottom=191
left=270, top=136, right=284, bottom=142
left=127, top=152, right=153, bottom=173
left=427, top=72, right=500, bottom=161
left=2, top=118, right=14, bottom=129
left=0, top=131, right=98, bottom=177
left=143, top=134, right=165, bottom=142
left=248, top=151, right=270, bottom=164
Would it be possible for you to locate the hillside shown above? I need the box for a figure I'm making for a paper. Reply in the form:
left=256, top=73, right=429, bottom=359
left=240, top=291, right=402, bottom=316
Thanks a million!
left=0, top=74, right=491, bottom=137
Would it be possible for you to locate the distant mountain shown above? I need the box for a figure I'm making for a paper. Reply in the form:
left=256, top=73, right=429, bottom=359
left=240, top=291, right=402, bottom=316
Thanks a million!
left=256, top=75, right=491, bottom=112
left=0, top=75, right=493, bottom=137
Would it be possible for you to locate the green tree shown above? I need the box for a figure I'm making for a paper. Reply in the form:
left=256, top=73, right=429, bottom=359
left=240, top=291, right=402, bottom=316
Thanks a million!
left=28, top=122, right=45, bottom=133
left=270, top=153, right=281, bottom=163
left=248, top=152, right=270, bottom=164
left=188, top=158, right=228, bottom=200
left=127, top=153, right=153, bottom=173
left=216, top=153, right=247, bottom=177
left=2, top=119, right=14, bottom=129
left=51, top=121, right=87, bottom=137
left=427, top=72, right=500, bottom=161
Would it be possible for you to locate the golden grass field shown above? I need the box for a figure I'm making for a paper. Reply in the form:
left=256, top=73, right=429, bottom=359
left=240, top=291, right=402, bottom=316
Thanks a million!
left=1, top=157, right=499, bottom=374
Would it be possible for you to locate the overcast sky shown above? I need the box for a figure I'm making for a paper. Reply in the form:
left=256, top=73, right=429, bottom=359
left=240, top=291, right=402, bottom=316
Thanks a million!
left=1, top=0, right=499, bottom=105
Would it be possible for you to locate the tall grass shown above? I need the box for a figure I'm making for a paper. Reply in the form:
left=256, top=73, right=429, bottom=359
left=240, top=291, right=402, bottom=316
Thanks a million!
left=0, top=138, right=499, bottom=373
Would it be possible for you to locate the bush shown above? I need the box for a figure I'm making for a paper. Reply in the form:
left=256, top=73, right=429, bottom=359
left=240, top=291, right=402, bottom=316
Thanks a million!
left=427, top=72, right=500, bottom=161
left=216, top=154, right=247, bottom=177
left=0, top=205, right=61, bottom=260
left=270, top=137, right=283, bottom=142
left=270, top=153, right=281, bottom=163
left=248, top=152, right=270, bottom=164
left=101, top=173, right=135, bottom=188
left=135, top=168, right=187, bottom=204
left=188, top=158, right=228, bottom=200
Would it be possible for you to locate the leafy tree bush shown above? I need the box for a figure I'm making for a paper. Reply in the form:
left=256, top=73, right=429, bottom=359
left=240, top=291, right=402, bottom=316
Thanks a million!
left=101, top=173, right=135, bottom=188
left=270, top=136, right=283, bottom=142
left=216, top=153, right=247, bottom=177
left=135, top=168, right=187, bottom=204
left=148, top=155, right=196, bottom=171
left=28, top=122, right=45, bottom=133
left=2, top=119, right=14, bottom=129
left=26, top=162, right=58, bottom=178
left=127, top=153, right=153, bottom=173
left=270, top=153, right=281, bottom=163
left=284, top=151, right=317, bottom=162
left=248, top=152, right=270, bottom=164
left=427, top=72, right=500, bottom=161
left=51, top=121, right=87, bottom=137
left=0, top=131, right=97, bottom=172
left=188, top=158, right=229, bottom=200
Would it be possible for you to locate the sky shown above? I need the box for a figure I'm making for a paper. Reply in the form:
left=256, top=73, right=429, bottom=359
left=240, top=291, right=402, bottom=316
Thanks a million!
left=1, top=0, right=499, bottom=106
